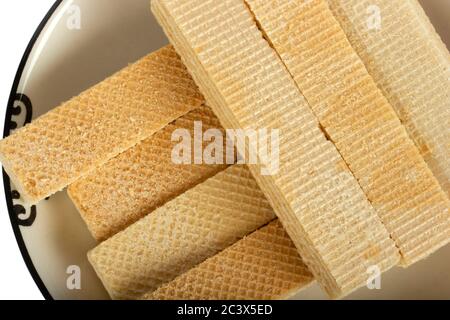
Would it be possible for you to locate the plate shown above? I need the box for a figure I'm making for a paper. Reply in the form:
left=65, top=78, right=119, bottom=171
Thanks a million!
left=3, top=0, right=450, bottom=300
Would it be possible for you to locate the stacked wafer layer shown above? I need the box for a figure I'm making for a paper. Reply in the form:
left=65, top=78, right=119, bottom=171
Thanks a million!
left=88, top=165, right=276, bottom=300
left=1, top=0, right=446, bottom=301
left=69, top=105, right=228, bottom=241
left=328, top=0, right=450, bottom=197
left=0, top=46, right=202, bottom=204
left=143, top=220, right=314, bottom=300
left=152, top=0, right=399, bottom=298
left=244, top=0, right=450, bottom=266
left=77, top=103, right=309, bottom=299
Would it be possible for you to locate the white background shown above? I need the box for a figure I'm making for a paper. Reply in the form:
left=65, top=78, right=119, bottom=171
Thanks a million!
left=0, top=0, right=54, bottom=300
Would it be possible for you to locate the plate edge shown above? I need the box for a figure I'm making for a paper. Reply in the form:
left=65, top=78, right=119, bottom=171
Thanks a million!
left=2, top=0, right=64, bottom=301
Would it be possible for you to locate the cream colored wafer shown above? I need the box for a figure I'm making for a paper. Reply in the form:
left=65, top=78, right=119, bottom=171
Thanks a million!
left=328, top=0, right=450, bottom=197
left=244, top=0, right=450, bottom=266
left=0, top=46, right=203, bottom=204
left=88, top=165, right=276, bottom=300
left=152, top=0, right=399, bottom=298
left=68, top=105, right=228, bottom=241
left=143, top=220, right=314, bottom=300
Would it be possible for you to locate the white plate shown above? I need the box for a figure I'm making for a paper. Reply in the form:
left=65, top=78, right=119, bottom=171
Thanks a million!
left=2, top=0, right=450, bottom=300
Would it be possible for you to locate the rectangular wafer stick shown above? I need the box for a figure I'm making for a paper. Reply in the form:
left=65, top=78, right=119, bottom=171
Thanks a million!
left=88, top=165, right=276, bottom=300
left=68, top=105, right=228, bottom=241
left=152, top=0, right=399, bottom=298
left=0, top=46, right=203, bottom=204
left=142, top=220, right=315, bottom=300
left=328, top=0, right=450, bottom=197
left=244, top=0, right=450, bottom=266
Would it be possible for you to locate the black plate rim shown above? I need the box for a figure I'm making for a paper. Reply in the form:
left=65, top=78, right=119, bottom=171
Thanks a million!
left=2, top=0, right=64, bottom=301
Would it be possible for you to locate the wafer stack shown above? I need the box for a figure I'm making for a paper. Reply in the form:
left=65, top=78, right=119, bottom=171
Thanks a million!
left=243, top=0, right=450, bottom=266
left=328, top=0, right=450, bottom=197
left=143, top=220, right=315, bottom=300
left=0, top=0, right=446, bottom=301
left=68, top=105, right=228, bottom=241
left=0, top=46, right=202, bottom=204
left=88, top=165, right=276, bottom=300
left=152, top=0, right=399, bottom=298
left=76, top=103, right=310, bottom=299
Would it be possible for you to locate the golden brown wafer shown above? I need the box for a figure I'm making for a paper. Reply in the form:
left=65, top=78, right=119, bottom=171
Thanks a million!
left=152, top=0, right=399, bottom=298
left=143, top=220, right=314, bottom=300
left=68, top=105, right=228, bottom=241
left=328, top=0, right=450, bottom=197
left=244, top=0, right=450, bottom=266
left=0, top=46, right=203, bottom=204
left=88, top=165, right=276, bottom=300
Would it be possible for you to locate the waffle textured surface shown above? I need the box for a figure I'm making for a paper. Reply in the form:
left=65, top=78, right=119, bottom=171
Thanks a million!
left=152, top=0, right=399, bottom=298
left=88, top=165, right=276, bottom=300
left=143, top=220, right=314, bottom=300
left=69, top=105, right=228, bottom=241
left=0, top=46, right=203, bottom=204
left=244, top=0, right=450, bottom=266
left=328, top=0, right=450, bottom=197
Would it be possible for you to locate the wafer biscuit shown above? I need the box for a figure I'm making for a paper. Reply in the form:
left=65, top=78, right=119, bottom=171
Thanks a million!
left=328, top=0, right=450, bottom=197
left=68, top=105, right=228, bottom=241
left=143, top=220, right=314, bottom=300
left=88, top=165, right=276, bottom=300
left=0, top=46, right=203, bottom=204
left=152, top=0, right=399, bottom=298
left=244, top=0, right=450, bottom=266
